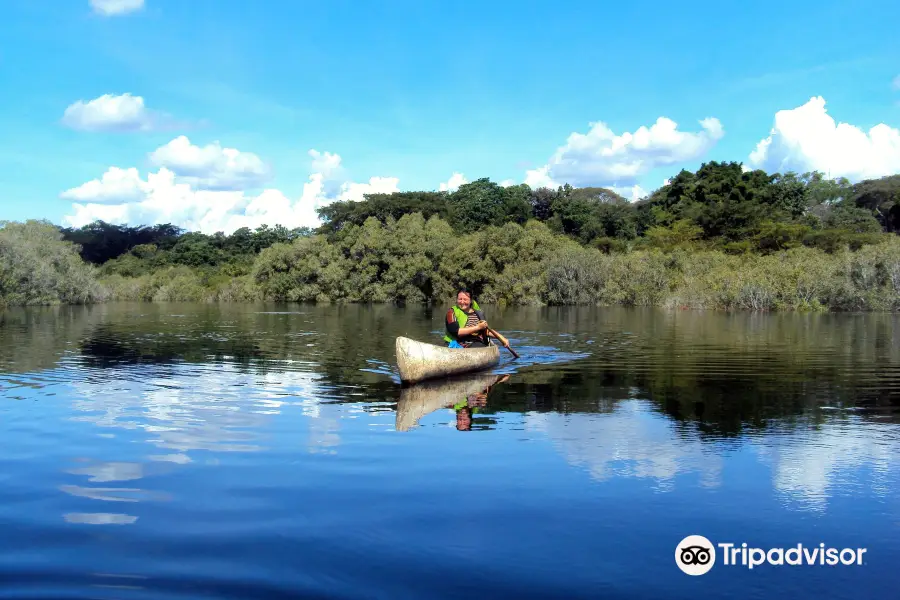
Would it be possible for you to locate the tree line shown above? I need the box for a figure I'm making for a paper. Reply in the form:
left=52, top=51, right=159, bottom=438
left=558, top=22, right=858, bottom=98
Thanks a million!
left=53, top=162, right=900, bottom=270
left=2, top=162, right=898, bottom=310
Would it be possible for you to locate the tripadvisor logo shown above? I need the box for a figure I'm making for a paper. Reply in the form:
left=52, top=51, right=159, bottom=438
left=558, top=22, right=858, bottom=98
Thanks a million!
left=675, top=535, right=867, bottom=575
left=676, top=535, right=716, bottom=575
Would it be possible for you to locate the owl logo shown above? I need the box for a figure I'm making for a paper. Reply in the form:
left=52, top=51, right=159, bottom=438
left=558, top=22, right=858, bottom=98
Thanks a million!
left=675, top=535, right=716, bottom=575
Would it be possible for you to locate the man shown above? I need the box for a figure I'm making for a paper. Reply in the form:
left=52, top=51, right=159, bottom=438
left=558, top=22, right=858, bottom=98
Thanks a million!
left=443, top=288, right=510, bottom=349
left=452, top=374, right=511, bottom=430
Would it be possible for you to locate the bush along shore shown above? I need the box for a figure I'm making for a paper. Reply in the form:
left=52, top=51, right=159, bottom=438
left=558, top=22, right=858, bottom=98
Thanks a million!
left=2, top=162, right=899, bottom=311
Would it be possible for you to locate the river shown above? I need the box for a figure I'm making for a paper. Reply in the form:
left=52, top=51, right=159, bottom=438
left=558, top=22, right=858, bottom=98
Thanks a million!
left=0, top=302, right=898, bottom=599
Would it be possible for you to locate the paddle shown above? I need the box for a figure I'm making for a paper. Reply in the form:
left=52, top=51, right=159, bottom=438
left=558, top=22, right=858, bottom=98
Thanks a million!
left=486, top=326, right=520, bottom=359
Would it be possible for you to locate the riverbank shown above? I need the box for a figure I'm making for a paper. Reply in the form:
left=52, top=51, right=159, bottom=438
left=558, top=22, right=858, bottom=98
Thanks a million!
left=95, top=240, right=900, bottom=312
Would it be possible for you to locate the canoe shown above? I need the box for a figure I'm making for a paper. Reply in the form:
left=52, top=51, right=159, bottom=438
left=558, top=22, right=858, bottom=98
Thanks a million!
left=395, top=336, right=499, bottom=385
left=396, top=372, right=504, bottom=431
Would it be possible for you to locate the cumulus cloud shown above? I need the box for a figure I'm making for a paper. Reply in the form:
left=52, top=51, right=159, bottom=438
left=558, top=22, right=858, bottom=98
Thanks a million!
left=62, top=93, right=164, bottom=132
left=439, top=172, right=468, bottom=192
left=747, top=96, right=900, bottom=181
left=90, top=0, right=144, bottom=16
left=308, top=149, right=343, bottom=178
left=523, top=165, right=556, bottom=189
left=306, top=149, right=346, bottom=197
left=522, top=170, right=647, bottom=201
left=524, top=115, right=724, bottom=190
left=61, top=147, right=401, bottom=234
left=610, top=185, right=648, bottom=202
left=62, top=168, right=249, bottom=233
left=149, top=136, right=270, bottom=190
left=60, top=167, right=147, bottom=203
left=335, top=176, right=400, bottom=202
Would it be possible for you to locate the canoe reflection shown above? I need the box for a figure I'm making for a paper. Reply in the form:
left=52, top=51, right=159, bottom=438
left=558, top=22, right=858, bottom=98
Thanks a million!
left=396, top=373, right=510, bottom=431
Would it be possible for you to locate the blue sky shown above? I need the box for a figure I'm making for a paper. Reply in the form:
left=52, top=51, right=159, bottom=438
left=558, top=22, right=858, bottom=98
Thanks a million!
left=1, top=0, right=899, bottom=232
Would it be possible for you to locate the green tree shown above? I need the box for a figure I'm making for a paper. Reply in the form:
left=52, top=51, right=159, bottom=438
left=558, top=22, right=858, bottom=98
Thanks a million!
left=0, top=220, right=103, bottom=306
left=448, top=178, right=530, bottom=232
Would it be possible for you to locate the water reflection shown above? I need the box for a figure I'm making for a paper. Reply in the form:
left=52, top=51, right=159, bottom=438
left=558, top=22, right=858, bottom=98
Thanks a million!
left=67, top=361, right=325, bottom=453
left=525, top=399, right=900, bottom=511
left=525, top=400, right=724, bottom=491
left=67, top=461, right=144, bottom=482
left=35, top=315, right=342, bottom=529
left=1, top=303, right=899, bottom=598
left=63, top=513, right=138, bottom=525
left=751, top=418, right=898, bottom=512
left=396, top=373, right=510, bottom=431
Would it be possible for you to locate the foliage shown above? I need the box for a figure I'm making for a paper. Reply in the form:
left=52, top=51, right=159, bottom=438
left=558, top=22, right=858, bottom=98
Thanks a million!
left=0, top=220, right=104, bottom=306
left=316, top=191, right=451, bottom=235
left=62, top=221, right=312, bottom=268
left=59, top=221, right=183, bottom=264
left=2, top=163, right=899, bottom=311
left=249, top=217, right=899, bottom=311
left=313, top=162, right=896, bottom=257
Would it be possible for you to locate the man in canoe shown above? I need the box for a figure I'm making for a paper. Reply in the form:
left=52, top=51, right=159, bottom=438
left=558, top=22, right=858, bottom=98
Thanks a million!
left=443, top=288, right=510, bottom=350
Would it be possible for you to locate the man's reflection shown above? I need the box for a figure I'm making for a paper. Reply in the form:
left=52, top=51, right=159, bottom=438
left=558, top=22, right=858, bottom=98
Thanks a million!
left=453, top=374, right=510, bottom=430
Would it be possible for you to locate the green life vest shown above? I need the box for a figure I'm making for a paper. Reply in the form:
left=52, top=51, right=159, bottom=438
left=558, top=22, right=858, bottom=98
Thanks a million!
left=443, top=300, right=481, bottom=343
left=452, top=399, right=481, bottom=414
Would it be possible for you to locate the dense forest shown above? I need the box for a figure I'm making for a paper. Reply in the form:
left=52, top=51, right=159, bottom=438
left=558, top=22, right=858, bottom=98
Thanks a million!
left=1, top=161, right=899, bottom=310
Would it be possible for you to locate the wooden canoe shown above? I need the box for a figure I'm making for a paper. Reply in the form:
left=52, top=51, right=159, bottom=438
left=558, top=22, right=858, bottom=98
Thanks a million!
left=396, top=372, right=504, bottom=431
left=395, top=336, right=500, bottom=385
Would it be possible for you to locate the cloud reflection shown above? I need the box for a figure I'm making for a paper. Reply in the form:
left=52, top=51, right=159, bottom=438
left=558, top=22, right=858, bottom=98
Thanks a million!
left=64, top=513, right=138, bottom=525
left=527, top=400, right=724, bottom=491
left=531, top=399, right=900, bottom=512
left=67, top=461, right=144, bottom=482
left=68, top=361, right=329, bottom=454
left=751, top=419, right=898, bottom=512
left=60, top=359, right=339, bottom=525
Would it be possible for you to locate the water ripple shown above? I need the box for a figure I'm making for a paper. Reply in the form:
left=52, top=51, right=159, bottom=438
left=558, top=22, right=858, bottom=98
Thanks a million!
left=0, top=304, right=898, bottom=598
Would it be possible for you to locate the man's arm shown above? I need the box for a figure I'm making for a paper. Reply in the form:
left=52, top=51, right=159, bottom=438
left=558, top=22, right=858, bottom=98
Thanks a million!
left=486, top=329, right=510, bottom=347
left=477, top=312, right=509, bottom=347
left=448, top=309, right=487, bottom=337
left=446, top=310, right=460, bottom=337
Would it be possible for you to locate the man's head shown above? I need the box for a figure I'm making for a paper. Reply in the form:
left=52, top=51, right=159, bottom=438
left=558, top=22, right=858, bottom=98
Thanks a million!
left=456, top=288, right=473, bottom=310
left=456, top=406, right=473, bottom=431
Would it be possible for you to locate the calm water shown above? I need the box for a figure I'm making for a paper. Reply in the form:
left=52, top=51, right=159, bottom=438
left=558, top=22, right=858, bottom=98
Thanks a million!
left=1, top=303, right=898, bottom=599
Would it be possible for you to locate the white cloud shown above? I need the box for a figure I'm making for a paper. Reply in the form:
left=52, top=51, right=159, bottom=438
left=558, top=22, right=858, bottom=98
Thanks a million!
left=149, top=136, right=271, bottom=191
left=523, top=165, right=556, bottom=189
left=439, top=172, right=468, bottom=192
left=308, top=150, right=343, bottom=178
left=524, top=115, right=724, bottom=190
left=747, top=96, right=900, bottom=181
left=610, top=184, right=648, bottom=202
left=90, top=0, right=144, bottom=16
left=62, top=167, right=249, bottom=233
left=499, top=179, right=517, bottom=187
left=62, top=93, right=159, bottom=132
left=336, top=176, right=400, bottom=202
left=61, top=148, right=400, bottom=234
left=60, top=167, right=147, bottom=203
left=523, top=169, right=647, bottom=200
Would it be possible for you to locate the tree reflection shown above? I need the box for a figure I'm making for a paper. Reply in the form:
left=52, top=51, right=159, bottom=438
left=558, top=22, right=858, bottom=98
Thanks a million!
left=1, top=302, right=898, bottom=516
